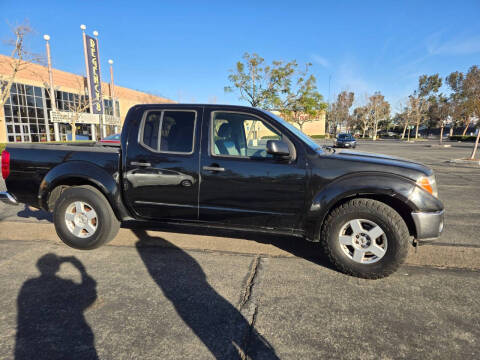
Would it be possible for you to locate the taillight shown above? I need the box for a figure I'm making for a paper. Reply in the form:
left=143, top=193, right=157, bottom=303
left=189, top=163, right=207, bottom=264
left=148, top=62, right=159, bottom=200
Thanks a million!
left=1, top=150, right=10, bottom=179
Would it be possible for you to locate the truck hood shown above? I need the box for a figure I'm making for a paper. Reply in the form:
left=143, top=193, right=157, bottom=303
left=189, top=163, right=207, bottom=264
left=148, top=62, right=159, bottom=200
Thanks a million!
left=319, top=150, right=433, bottom=180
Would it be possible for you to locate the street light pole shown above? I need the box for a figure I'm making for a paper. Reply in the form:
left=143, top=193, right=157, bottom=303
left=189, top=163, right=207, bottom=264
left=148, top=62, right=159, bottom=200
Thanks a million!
left=43, top=34, right=58, bottom=141
left=81, top=24, right=96, bottom=140
left=108, top=59, right=119, bottom=133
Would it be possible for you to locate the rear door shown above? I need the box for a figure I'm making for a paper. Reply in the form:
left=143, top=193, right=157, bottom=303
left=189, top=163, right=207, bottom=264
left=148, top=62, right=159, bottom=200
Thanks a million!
left=123, top=107, right=202, bottom=221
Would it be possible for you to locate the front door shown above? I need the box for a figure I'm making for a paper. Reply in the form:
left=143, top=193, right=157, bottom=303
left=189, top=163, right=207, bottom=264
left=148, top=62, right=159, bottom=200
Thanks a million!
left=123, top=107, right=201, bottom=221
left=199, top=110, right=307, bottom=231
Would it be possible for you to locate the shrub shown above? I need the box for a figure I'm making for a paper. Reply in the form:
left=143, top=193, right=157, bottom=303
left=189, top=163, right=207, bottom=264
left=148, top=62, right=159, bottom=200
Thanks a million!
left=449, top=135, right=477, bottom=142
left=0, top=143, right=6, bottom=152
left=309, top=134, right=327, bottom=139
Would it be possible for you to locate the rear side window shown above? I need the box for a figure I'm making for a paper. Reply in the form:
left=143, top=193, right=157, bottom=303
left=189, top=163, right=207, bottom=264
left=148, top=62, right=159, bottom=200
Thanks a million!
left=140, top=110, right=196, bottom=153
left=160, top=111, right=196, bottom=153
left=142, top=111, right=161, bottom=150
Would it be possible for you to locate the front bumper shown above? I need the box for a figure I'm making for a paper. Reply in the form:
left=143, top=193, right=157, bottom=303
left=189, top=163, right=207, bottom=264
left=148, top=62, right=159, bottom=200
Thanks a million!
left=0, top=192, right=18, bottom=205
left=412, top=210, right=444, bottom=240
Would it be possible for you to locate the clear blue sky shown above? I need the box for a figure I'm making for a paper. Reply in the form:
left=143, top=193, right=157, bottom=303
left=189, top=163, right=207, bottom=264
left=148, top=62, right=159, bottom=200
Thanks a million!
left=1, top=0, right=479, bottom=111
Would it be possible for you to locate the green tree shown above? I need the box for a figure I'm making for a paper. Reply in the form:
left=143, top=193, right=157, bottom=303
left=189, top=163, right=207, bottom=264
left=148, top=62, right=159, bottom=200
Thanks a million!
left=446, top=66, right=480, bottom=158
left=445, top=71, right=472, bottom=136
left=409, top=74, right=442, bottom=139
left=224, top=52, right=279, bottom=109
left=273, top=63, right=327, bottom=130
left=427, top=94, right=450, bottom=144
left=463, top=66, right=480, bottom=159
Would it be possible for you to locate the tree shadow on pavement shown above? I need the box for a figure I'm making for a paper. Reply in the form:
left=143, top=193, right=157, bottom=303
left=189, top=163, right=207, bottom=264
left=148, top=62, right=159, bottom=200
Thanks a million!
left=15, top=253, right=98, bottom=360
left=133, top=229, right=279, bottom=360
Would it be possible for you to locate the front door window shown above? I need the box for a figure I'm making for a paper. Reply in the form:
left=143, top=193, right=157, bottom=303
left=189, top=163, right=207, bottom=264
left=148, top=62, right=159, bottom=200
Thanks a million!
left=211, top=112, right=282, bottom=159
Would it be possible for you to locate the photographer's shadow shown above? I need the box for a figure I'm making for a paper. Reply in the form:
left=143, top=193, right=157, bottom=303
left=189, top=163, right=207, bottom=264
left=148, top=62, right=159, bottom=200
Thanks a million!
left=15, top=253, right=98, bottom=360
left=133, top=229, right=279, bottom=360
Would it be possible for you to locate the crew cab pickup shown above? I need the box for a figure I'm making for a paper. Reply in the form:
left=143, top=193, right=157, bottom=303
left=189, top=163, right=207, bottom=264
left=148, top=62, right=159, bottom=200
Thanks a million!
left=0, top=104, right=444, bottom=278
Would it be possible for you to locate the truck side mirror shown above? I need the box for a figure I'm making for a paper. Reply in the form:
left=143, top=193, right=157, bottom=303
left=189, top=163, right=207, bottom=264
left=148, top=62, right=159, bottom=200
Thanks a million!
left=266, top=140, right=290, bottom=157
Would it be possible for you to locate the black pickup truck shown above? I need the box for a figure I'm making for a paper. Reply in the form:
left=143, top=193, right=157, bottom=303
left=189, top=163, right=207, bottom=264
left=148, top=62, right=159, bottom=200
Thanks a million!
left=0, top=104, right=444, bottom=278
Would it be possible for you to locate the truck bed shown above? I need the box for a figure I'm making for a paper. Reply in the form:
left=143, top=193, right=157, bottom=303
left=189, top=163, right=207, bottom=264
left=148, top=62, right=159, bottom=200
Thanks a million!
left=4, top=142, right=121, bottom=207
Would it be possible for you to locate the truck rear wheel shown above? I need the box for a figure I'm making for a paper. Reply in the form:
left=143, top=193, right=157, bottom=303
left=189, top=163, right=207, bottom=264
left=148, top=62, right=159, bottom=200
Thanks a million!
left=53, top=185, right=120, bottom=250
left=320, top=198, right=409, bottom=279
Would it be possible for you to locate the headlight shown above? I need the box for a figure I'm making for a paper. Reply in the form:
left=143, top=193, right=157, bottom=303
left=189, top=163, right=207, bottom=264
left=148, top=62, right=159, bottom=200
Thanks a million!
left=416, top=175, right=438, bottom=198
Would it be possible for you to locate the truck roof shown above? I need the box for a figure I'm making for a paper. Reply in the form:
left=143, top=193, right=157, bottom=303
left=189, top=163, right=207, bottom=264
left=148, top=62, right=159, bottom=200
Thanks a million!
left=132, top=103, right=265, bottom=111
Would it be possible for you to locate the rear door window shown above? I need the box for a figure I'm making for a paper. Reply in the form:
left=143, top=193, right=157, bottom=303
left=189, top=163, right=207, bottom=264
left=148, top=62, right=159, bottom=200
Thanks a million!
left=140, top=110, right=196, bottom=153
left=160, top=111, right=196, bottom=153
left=141, top=111, right=161, bottom=151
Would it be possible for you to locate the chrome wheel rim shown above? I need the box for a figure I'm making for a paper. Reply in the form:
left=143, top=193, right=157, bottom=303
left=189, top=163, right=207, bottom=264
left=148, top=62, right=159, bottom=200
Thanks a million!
left=338, top=219, right=387, bottom=264
left=65, top=201, right=98, bottom=238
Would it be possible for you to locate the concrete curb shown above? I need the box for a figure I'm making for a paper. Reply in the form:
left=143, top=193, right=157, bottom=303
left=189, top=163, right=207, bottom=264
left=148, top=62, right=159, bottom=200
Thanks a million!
left=427, top=144, right=451, bottom=148
left=448, top=158, right=480, bottom=166
left=1, top=221, right=479, bottom=271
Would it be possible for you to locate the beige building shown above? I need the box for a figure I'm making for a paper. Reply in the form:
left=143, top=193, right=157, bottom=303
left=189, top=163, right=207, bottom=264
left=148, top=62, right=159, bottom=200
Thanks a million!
left=271, top=110, right=326, bottom=136
left=0, top=54, right=174, bottom=143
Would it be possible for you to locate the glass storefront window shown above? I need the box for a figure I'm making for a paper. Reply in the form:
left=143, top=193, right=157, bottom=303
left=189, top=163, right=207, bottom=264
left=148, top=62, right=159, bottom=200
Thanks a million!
left=34, top=86, right=42, bottom=97
left=26, top=85, right=34, bottom=96
left=3, top=82, right=51, bottom=143
left=2, top=82, right=118, bottom=143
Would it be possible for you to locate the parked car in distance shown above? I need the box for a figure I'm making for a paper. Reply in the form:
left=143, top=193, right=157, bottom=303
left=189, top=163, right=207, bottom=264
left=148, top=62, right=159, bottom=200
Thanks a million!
left=0, top=104, right=444, bottom=279
left=378, top=130, right=399, bottom=138
left=334, top=133, right=357, bottom=148
left=99, top=133, right=121, bottom=144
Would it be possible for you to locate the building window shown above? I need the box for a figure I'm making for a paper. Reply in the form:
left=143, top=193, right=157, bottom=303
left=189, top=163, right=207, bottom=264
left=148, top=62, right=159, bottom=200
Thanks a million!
left=102, top=99, right=120, bottom=118
left=45, top=89, right=92, bottom=141
left=3, top=82, right=51, bottom=143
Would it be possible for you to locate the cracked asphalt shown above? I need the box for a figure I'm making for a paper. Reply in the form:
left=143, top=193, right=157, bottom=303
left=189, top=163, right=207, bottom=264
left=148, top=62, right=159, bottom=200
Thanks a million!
left=1, top=139, right=479, bottom=359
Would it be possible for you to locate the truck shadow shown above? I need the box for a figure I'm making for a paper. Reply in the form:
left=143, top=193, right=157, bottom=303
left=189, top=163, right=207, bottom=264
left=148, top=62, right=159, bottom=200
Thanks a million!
left=124, top=221, right=336, bottom=272
left=16, top=205, right=53, bottom=222
left=133, top=229, right=280, bottom=360
left=14, top=253, right=98, bottom=360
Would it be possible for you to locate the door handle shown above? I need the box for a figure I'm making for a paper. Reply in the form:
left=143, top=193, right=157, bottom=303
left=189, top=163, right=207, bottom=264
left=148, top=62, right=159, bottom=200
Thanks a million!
left=203, top=166, right=225, bottom=172
left=131, top=161, right=151, bottom=167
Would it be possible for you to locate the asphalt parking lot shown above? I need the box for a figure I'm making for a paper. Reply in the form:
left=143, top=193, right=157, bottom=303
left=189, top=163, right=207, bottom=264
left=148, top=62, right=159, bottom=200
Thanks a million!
left=0, top=139, right=479, bottom=359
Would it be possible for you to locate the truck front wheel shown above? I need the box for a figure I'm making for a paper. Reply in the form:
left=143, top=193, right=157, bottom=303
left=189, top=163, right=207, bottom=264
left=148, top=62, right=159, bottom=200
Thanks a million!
left=53, top=185, right=120, bottom=250
left=320, top=198, right=409, bottom=279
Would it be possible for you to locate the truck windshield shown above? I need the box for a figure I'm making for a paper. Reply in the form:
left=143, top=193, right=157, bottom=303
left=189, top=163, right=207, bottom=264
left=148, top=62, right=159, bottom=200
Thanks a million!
left=260, top=110, right=322, bottom=152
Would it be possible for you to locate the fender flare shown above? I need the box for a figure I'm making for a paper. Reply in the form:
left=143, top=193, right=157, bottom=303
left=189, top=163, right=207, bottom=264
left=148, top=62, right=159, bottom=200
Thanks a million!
left=304, top=172, right=419, bottom=241
left=38, top=161, right=130, bottom=220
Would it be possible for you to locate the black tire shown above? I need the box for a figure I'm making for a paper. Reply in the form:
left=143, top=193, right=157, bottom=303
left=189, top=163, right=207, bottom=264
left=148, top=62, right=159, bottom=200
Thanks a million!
left=320, top=198, right=409, bottom=279
left=53, top=185, right=120, bottom=250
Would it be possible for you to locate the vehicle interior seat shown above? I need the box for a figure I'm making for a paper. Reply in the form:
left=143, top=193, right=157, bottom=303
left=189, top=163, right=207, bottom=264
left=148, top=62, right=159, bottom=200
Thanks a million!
left=215, top=123, right=241, bottom=155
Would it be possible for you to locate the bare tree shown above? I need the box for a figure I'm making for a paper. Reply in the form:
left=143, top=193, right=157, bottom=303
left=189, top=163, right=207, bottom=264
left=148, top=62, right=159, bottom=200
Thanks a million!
left=367, top=92, right=390, bottom=140
left=0, top=21, right=41, bottom=108
left=327, top=91, right=354, bottom=135
left=391, top=99, right=410, bottom=140
left=42, top=78, right=91, bottom=141
left=63, top=82, right=91, bottom=141
left=352, top=106, right=369, bottom=137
